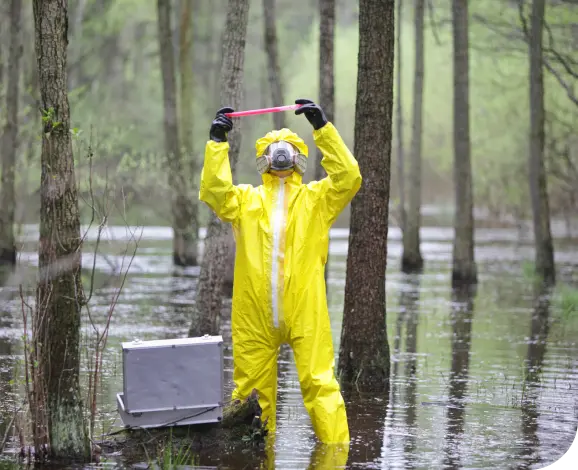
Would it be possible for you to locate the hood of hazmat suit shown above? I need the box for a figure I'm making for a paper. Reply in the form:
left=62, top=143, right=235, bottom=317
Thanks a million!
left=199, top=122, right=362, bottom=444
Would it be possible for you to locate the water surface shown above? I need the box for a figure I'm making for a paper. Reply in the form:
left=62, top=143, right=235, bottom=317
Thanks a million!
left=1, top=225, right=577, bottom=469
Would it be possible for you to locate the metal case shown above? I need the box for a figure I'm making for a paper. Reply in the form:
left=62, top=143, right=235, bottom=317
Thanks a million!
left=116, top=393, right=222, bottom=428
left=120, top=335, right=223, bottom=426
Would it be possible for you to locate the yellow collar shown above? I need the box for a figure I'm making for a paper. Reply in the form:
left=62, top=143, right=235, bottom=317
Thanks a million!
left=261, top=171, right=303, bottom=187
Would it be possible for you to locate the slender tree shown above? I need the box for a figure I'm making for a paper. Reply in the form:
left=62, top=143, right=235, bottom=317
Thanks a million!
left=396, top=0, right=406, bottom=233
left=451, top=0, right=477, bottom=286
left=263, top=0, right=285, bottom=129
left=189, top=0, right=250, bottom=337
left=402, top=0, right=425, bottom=273
left=178, top=0, right=199, bottom=265
left=338, top=0, right=393, bottom=391
left=318, top=0, right=335, bottom=285
left=0, top=0, right=22, bottom=269
left=32, top=0, right=89, bottom=459
left=527, top=0, right=555, bottom=284
left=157, top=0, right=197, bottom=267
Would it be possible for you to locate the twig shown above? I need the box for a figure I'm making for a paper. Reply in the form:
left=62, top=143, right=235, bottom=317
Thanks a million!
left=0, top=409, right=19, bottom=453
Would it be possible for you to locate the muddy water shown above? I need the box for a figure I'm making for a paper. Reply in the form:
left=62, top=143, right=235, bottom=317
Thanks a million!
left=1, top=225, right=577, bottom=469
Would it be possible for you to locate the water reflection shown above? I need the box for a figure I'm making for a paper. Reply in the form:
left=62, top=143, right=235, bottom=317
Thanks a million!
left=443, top=286, right=476, bottom=470
left=401, top=275, right=420, bottom=461
left=345, top=391, right=388, bottom=467
left=517, top=285, right=552, bottom=469
left=0, top=290, right=15, bottom=450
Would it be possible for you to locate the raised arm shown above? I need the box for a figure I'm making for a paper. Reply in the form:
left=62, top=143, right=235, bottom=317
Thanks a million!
left=199, top=107, right=244, bottom=224
left=295, top=99, right=362, bottom=225
left=313, top=122, right=362, bottom=223
left=199, top=141, right=244, bottom=223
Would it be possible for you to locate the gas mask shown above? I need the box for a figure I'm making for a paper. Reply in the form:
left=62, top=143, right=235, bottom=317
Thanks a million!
left=256, top=140, right=307, bottom=175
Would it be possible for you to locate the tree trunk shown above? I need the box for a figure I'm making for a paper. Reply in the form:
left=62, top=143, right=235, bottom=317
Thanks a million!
left=0, top=13, right=4, bottom=99
left=451, top=0, right=477, bottom=286
left=31, top=0, right=89, bottom=460
left=178, top=0, right=199, bottom=266
left=337, top=0, right=393, bottom=392
left=262, top=0, right=285, bottom=130
left=528, top=0, right=555, bottom=284
left=318, top=0, right=335, bottom=286
left=401, top=0, right=425, bottom=273
left=157, top=0, right=197, bottom=267
left=188, top=0, right=249, bottom=337
left=0, top=0, right=22, bottom=269
left=396, top=0, right=406, bottom=233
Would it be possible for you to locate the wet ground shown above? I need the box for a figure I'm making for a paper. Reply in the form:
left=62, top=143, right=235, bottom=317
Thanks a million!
left=1, top=224, right=577, bottom=469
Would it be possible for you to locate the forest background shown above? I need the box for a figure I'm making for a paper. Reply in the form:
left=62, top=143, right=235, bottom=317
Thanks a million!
left=1, top=0, right=576, bottom=234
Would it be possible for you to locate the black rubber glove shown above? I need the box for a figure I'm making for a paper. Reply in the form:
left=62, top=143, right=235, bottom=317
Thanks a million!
left=294, top=98, right=328, bottom=130
left=209, top=107, right=234, bottom=142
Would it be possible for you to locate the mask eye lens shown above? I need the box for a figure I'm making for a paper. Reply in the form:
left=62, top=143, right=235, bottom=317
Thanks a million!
left=295, top=154, right=307, bottom=174
left=256, top=155, right=270, bottom=174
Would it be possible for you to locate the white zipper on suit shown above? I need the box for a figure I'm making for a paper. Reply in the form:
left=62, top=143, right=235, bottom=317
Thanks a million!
left=271, top=178, right=285, bottom=328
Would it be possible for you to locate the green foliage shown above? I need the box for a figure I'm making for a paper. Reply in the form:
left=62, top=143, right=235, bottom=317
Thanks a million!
left=155, top=429, right=199, bottom=469
left=554, top=284, right=578, bottom=323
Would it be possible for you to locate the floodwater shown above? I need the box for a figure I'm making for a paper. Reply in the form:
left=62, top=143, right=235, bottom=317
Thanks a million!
left=1, top=224, right=577, bottom=469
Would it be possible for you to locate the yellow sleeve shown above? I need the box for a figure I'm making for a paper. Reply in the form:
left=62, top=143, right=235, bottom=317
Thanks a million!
left=309, top=122, right=362, bottom=225
left=199, top=140, right=246, bottom=224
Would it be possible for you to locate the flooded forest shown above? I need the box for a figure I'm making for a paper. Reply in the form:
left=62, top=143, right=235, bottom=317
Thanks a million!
left=0, top=0, right=577, bottom=469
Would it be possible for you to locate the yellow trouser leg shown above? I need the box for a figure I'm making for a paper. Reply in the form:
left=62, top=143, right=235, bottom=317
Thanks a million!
left=231, top=334, right=279, bottom=435
left=290, top=326, right=350, bottom=444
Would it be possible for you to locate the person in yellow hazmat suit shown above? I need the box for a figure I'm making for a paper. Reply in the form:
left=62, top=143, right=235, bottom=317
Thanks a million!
left=199, top=98, right=361, bottom=444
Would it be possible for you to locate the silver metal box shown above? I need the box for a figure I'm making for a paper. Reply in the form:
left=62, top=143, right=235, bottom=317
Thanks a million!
left=116, top=393, right=223, bottom=428
left=119, top=335, right=224, bottom=427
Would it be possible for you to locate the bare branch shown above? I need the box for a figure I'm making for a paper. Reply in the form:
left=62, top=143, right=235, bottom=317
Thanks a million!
left=426, top=0, right=442, bottom=45
left=543, top=58, right=578, bottom=106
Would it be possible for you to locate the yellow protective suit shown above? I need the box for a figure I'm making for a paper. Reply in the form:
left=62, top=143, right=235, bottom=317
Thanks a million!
left=199, top=122, right=361, bottom=444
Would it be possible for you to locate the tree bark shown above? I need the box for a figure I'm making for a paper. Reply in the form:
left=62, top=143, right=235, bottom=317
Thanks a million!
left=337, top=0, right=393, bottom=392
left=262, top=0, right=285, bottom=130
left=178, top=0, right=199, bottom=266
left=157, top=0, right=197, bottom=267
left=401, top=0, right=425, bottom=273
left=396, top=0, right=406, bottom=233
left=528, top=0, right=555, bottom=284
left=0, top=0, right=22, bottom=269
left=318, top=0, right=335, bottom=286
left=0, top=12, right=4, bottom=99
left=189, top=0, right=249, bottom=337
left=31, top=0, right=89, bottom=460
left=451, top=0, right=477, bottom=286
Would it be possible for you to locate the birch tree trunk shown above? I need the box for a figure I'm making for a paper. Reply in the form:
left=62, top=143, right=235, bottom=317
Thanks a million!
left=396, top=0, right=406, bottom=233
left=262, top=0, right=285, bottom=129
left=338, top=0, right=393, bottom=392
left=0, top=0, right=22, bottom=269
left=178, top=0, right=199, bottom=266
left=317, top=0, right=335, bottom=286
left=32, top=0, right=89, bottom=459
left=527, top=0, right=555, bottom=284
left=402, top=0, right=425, bottom=273
left=157, top=0, right=197, bottom=267
left=451, top=0, right=477, bottom=286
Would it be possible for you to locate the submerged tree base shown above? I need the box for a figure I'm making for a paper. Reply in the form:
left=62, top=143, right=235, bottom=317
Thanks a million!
left=98, top=390, right=267, bottom=466
left=0, top=248, right=16, bottom=266
left=401, top=253, right=424, bottom=274
left=451, top=267, right=478, bottom=288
